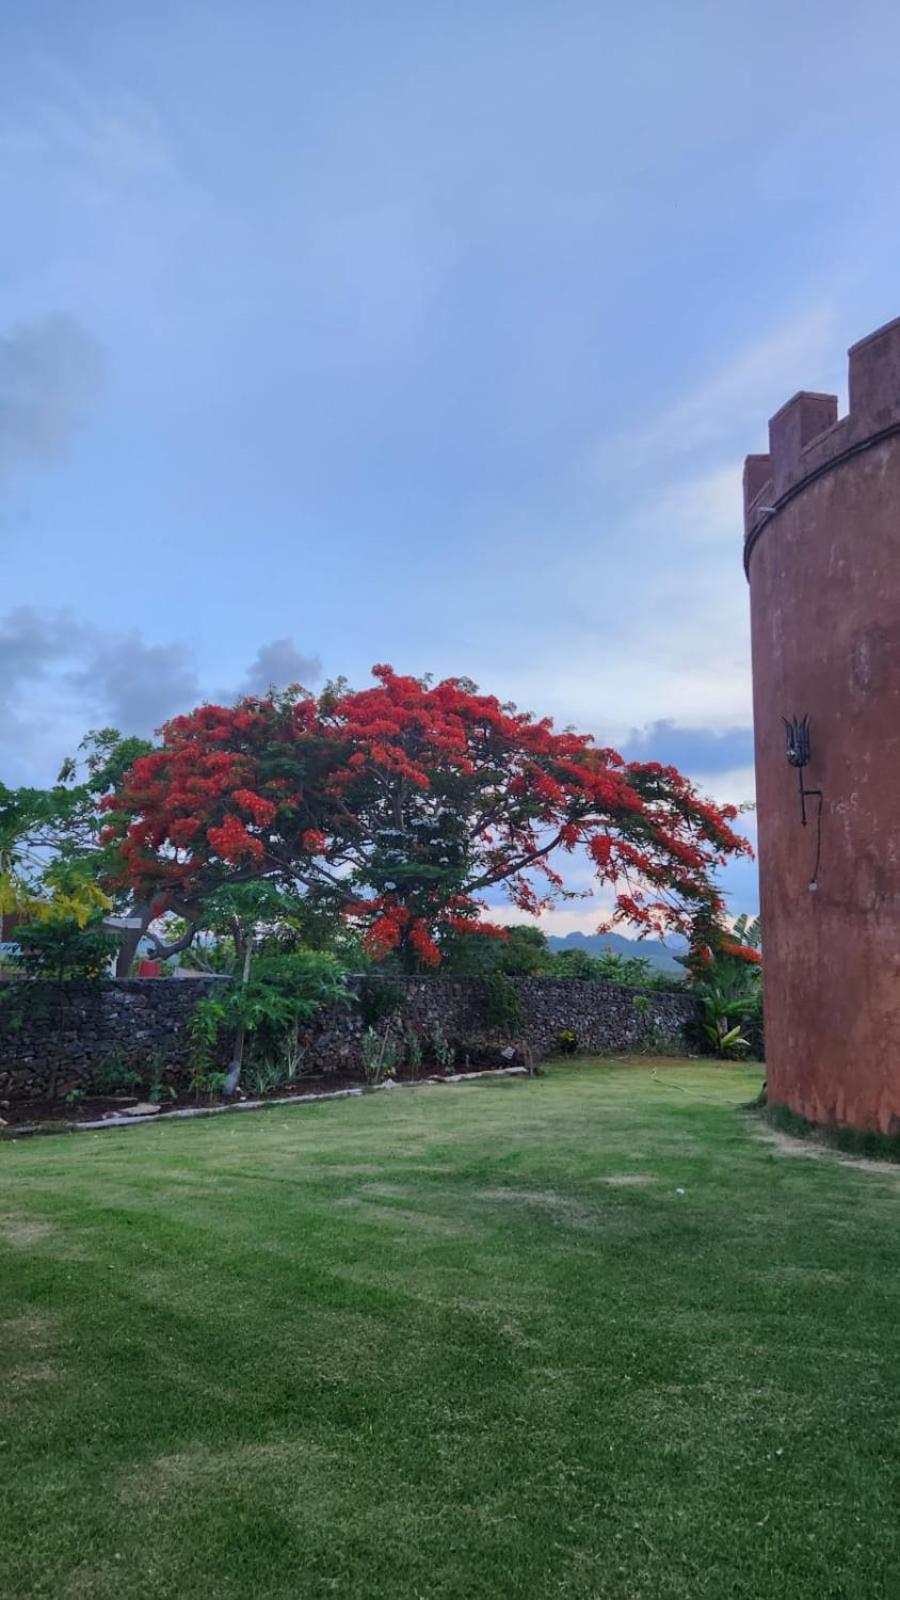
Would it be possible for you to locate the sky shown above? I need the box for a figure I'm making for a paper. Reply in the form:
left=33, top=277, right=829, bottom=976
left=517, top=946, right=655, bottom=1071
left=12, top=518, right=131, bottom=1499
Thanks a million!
left=3, top=1, right=900, bottom=933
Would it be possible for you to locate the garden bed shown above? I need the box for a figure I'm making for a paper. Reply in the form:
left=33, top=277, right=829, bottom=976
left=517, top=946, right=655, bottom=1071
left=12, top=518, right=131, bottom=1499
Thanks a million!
left=0, top=1061, right=530, bottom=1134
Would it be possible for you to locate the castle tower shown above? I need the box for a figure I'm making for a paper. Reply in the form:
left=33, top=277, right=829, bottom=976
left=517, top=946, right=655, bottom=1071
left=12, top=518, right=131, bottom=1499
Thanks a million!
left=743, top=316, right=900, bottom=1132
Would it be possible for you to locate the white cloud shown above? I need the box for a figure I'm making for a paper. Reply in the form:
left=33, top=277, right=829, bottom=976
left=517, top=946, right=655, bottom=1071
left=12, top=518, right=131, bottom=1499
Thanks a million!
left=237, top=639, right=322, bottom=697
left=601, top=303, right=841, bottom=471
left=690, top=764, right=758, bottom=810
left=499, top=901, right=617, bottom=939
left=0, top=315, right=103, bottom=474
left=0, top=609, right=322, bottom=786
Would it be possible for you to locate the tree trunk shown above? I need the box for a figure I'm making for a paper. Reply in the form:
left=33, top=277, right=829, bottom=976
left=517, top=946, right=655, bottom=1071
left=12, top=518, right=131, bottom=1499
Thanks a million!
left=223, top=938, right=253, bottom=1095
left=114, top=903, right=153, bottom=977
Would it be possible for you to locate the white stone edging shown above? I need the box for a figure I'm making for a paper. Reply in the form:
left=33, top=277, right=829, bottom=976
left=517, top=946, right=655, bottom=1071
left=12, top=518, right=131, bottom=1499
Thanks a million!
left=62, top=1065, right=530, bottom=1133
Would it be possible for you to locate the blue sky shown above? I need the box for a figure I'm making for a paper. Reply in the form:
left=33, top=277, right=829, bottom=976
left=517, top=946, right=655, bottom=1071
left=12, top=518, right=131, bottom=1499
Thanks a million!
left=3, top=1, right=900, bottom=930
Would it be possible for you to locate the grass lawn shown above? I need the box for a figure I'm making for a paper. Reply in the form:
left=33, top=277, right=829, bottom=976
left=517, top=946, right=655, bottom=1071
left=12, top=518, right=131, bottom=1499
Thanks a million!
left=4, top=1059, right=900, bottom=1599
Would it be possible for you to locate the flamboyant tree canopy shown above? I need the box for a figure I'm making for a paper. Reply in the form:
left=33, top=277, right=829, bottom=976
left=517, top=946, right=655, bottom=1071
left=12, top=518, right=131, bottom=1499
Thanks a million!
left=101, top=665, right=751, bottom=967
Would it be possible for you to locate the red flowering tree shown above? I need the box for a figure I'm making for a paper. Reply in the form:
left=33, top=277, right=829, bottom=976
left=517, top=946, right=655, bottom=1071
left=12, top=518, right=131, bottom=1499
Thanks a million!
left=102, top=666, right=751, bottom=969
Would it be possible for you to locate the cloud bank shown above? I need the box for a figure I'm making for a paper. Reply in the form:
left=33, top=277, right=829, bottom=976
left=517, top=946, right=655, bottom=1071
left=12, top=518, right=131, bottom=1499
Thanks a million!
left=0, top=315, right=103, bottom=474
left=0, top=607, right=322, bottom=785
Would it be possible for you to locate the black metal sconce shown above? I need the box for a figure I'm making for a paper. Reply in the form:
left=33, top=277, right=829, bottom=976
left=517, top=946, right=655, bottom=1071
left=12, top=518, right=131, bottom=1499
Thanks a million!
left=782, top=714, right=823, bottom=887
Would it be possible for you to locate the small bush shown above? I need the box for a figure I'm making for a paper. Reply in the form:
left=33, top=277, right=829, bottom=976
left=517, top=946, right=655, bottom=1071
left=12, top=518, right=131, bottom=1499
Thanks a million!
left=429, top=1022, right=456, bottom=1075
left=480, top=972, right=523, bottom=1035
left=556, top=1029, right=578, bottom=1055
left=359, top=977, right=406, bottom=1029
left=361, top=1027, right=401, bottom=1085
left=91, top=1057, right=141, bottom=1096
left=404, top=1030, right=423, bottom=1079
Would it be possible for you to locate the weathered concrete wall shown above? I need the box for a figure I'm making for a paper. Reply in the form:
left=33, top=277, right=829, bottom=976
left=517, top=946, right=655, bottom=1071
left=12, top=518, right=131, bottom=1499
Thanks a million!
left=0, top=973, right=698, bottom=1105
left=744, top=315, right=900, bottom=1132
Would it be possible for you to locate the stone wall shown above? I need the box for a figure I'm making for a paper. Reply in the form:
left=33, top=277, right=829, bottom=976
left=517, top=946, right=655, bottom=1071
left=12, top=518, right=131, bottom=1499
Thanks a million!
left=316, top=975, right=700, bottom=1074
left=0, top=977, right=231, bottom=1104
left=0, top=972, right=699, bottom=1105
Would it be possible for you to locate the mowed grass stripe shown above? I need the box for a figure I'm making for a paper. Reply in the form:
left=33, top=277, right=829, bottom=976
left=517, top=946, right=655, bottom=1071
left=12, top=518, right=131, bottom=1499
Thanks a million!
left=3, top=1060, right=900, bottom=1598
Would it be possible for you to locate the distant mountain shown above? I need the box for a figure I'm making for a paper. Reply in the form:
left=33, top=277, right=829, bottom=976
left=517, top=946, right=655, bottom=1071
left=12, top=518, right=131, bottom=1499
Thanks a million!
left=547, top=930, right=688, bottom=974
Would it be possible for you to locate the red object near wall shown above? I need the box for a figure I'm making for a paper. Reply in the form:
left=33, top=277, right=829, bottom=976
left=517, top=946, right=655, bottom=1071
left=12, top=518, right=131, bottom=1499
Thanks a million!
left=743, top=315, right=900, bottom=1133
left=137, top=959, right=161, bottom=978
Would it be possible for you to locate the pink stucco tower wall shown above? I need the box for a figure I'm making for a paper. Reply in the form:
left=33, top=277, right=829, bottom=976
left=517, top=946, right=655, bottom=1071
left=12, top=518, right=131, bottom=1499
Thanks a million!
left=743, top=315, right=900, bottom=1132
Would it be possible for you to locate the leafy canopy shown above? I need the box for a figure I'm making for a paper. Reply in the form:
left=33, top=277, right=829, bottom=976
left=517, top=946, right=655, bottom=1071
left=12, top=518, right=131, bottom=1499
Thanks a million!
left=103, top=666, right=752, bottom=969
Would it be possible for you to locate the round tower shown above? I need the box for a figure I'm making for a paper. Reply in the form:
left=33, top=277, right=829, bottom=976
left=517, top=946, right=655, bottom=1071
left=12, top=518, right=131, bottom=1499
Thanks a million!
left=744, top=315, right=900, bottom=1132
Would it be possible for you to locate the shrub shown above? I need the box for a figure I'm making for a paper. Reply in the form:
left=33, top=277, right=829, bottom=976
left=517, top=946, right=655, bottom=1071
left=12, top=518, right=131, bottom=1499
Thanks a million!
left=359, top=976, right=406, bottom=1030
left=632, top=993, right=680, bottom=1055
left=556, top=1029, right=578, bottom=1056
left=697, top=991, right=752, bottom=1060
left=91, top=1057, right=141, bottom=1096
left=244, top=1052, right=308, bottom=1097
left=429, top=1022, right=456, bottom=1075
left=404, top=1030, right=423, bottom=1078
left=189, top=949, right=349, bottom=1086
left=480, top=972, right=523, bottom=1035
left=361, top=1027, right=401, bottom=1085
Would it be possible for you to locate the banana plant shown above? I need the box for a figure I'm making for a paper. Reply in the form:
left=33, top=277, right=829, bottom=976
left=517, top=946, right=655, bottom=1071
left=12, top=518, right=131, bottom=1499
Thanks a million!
left=699, top=990, right=751, bottom=1059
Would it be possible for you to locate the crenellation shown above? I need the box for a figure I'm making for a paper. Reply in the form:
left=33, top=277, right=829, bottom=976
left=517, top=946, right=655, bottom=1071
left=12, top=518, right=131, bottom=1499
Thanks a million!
left=743, top=453, right=772, bottom=523
left=743, top=316, right=900, bottom=546
left=767, top=391, right=838, bottom=498
left=847, top=314, right=900, bottom=430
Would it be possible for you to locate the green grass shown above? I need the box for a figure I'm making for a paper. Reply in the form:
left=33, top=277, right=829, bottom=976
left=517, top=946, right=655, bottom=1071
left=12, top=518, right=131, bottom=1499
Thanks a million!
left=766, top=1100, right=900, bottom=1163
left=4, top=1058, right=900, bottom=1599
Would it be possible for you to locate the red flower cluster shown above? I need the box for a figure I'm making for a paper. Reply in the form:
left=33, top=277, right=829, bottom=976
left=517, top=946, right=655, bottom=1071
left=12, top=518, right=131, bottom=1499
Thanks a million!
left=720, top=941, right=763, bottom=966
left=207, top=816, right=264, bottom=865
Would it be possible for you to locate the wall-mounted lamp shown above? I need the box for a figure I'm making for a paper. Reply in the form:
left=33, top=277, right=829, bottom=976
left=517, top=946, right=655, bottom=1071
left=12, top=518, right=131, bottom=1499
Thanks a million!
left=783, top=714, right=823, bottom=888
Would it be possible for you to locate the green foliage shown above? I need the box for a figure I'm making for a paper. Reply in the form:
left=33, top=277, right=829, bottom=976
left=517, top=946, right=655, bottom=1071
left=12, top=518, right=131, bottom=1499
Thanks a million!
left=147, top=1056, right=176, bottom=1104
left=698, top=991, right=752, bottom=1060
left=429, top=1021, right=455, bottom=1075
left=187, top=1065, right=229, bottom=1103
left=161, top=882, right=362, bottom=978
left=497, top=925, right=551, bottom=976
left=632, top=993, right=681, bottom=1056
left=556, top=1028, right=578, bottom=1055
left=404, top=1029, right=423, bottom=1079
left=91, top=1057, right=141, bottom=1096
left=6, top=915, right=117, bottom=983
left=479, top=972, right=523, bottom=1035
left=0, top=729, right=153, bottom=932
left=440, top=924, right=550, bottom=977
left=764, top=1101, right=900, bottom=1164
left=359, top=976, right=406, bottom=1030
left=683, top=915, right=763, bottom=1059
left=361, top=1027, right=401, bottom=1085
left=190, top=950, right=349, bottom=1075
left=243, top=1043, right=310, bottom=1097
left=547, top=946, right=683, bottom=992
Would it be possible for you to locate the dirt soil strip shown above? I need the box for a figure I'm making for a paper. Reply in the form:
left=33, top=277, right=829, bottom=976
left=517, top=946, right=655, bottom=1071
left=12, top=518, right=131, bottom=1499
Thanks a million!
left=3, top=1067, right=530, bottom=1139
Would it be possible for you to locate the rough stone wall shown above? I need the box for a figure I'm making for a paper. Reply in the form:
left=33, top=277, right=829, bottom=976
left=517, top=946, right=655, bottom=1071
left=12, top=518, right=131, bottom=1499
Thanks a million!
left=312, top=975, right=698, bottom=1075
left=0, top=977, right=232, bottom=1103
left=744, top=315, right=900, bottom=1132
left=0, top=973, right=698, bottom=1104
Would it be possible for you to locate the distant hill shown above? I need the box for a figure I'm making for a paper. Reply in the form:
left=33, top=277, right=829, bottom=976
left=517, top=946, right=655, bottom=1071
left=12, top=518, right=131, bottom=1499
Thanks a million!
left=547, top=930, right=687, bottom=974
